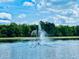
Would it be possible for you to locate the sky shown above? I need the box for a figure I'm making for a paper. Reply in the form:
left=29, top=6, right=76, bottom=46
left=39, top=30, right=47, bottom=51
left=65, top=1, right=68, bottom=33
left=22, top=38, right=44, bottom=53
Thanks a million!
left=0, top=0, right=79, bottom=25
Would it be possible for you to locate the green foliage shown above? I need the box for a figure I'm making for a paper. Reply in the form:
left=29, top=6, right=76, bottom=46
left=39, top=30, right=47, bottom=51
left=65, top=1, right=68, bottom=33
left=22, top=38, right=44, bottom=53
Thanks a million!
left=0, top=22, right=79, bottom=37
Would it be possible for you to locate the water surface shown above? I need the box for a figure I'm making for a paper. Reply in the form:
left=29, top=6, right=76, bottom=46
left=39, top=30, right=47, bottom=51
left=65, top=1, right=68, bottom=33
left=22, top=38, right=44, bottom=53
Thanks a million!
left=0, top=40, right=79, bottom=59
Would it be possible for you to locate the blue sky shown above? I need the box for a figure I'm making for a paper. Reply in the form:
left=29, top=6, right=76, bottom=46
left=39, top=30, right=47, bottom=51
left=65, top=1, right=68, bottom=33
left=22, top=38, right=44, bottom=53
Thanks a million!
left=0, top=0, right=79, bottom=25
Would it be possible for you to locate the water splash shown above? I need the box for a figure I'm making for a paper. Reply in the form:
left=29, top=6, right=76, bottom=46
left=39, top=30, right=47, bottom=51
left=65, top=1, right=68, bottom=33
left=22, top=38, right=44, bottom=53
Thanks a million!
left=38, top=21, right=48, bottom=43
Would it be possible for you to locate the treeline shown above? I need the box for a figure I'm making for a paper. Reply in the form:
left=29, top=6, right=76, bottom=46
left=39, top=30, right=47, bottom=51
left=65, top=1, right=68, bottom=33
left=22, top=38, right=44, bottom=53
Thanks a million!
left=0, top=23, right=38, bottom=37
left=0, top=21, right=79, bottom=37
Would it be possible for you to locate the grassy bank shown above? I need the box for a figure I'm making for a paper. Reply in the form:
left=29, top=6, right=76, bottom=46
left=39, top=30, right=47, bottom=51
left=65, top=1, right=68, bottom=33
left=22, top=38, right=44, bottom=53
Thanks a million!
left=0, top=36, right=79, bottom=43
left=0, top=36, right=79, bottom=39
left=49, top=36, right=79, bottom=39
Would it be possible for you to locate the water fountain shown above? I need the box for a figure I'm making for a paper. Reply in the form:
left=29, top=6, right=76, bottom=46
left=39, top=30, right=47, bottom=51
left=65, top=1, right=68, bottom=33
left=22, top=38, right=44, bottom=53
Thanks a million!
left=37, top=21, right=48, bottom=45
left=38, top=21, right=46, bottom=40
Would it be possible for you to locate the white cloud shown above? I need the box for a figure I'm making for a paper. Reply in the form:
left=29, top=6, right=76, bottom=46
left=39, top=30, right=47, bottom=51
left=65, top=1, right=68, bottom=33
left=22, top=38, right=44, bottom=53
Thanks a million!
left=42, top=0, right=79, bottom=25
left=15, top=14, right=28, bottom=24
left=0, top=20, right=11, bottom=23
left=18, top=14, right=26, bottom=19
left=0, top=12, right=12, bottom=20
left=0, top=0, right=14, bottom=3
left=50, top=14, right=79, bottom=26
left=23, top=1, right=34, bottom=6
left=30, top=21, right=39, bottom=25
left=27, top=0, right=79, bottom=25
left=0, top=12, right=12, bottom=23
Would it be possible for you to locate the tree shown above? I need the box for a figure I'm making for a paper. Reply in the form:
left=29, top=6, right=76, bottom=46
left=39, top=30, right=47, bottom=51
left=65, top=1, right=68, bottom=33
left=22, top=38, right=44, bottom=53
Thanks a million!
left=40, top=21, right=56, bottom=36
left=0, top=26, right=7, bottom=37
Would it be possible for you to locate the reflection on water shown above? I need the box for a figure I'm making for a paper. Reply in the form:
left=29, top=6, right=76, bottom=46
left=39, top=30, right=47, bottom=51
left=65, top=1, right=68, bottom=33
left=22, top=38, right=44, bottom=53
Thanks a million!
left=0, top=39, right=79, bottom=59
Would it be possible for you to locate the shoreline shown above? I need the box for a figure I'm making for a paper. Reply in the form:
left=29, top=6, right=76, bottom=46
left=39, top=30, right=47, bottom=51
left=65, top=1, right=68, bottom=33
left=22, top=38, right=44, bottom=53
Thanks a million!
left=0, top=36, right=79, bottom=40
left=0, top=36, right=78, bottom=43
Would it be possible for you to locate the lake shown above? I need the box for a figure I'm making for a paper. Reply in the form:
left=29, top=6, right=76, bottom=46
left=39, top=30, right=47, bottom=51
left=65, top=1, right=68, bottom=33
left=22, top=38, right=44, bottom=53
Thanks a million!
left=0, top=39, right=79, bottom=59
